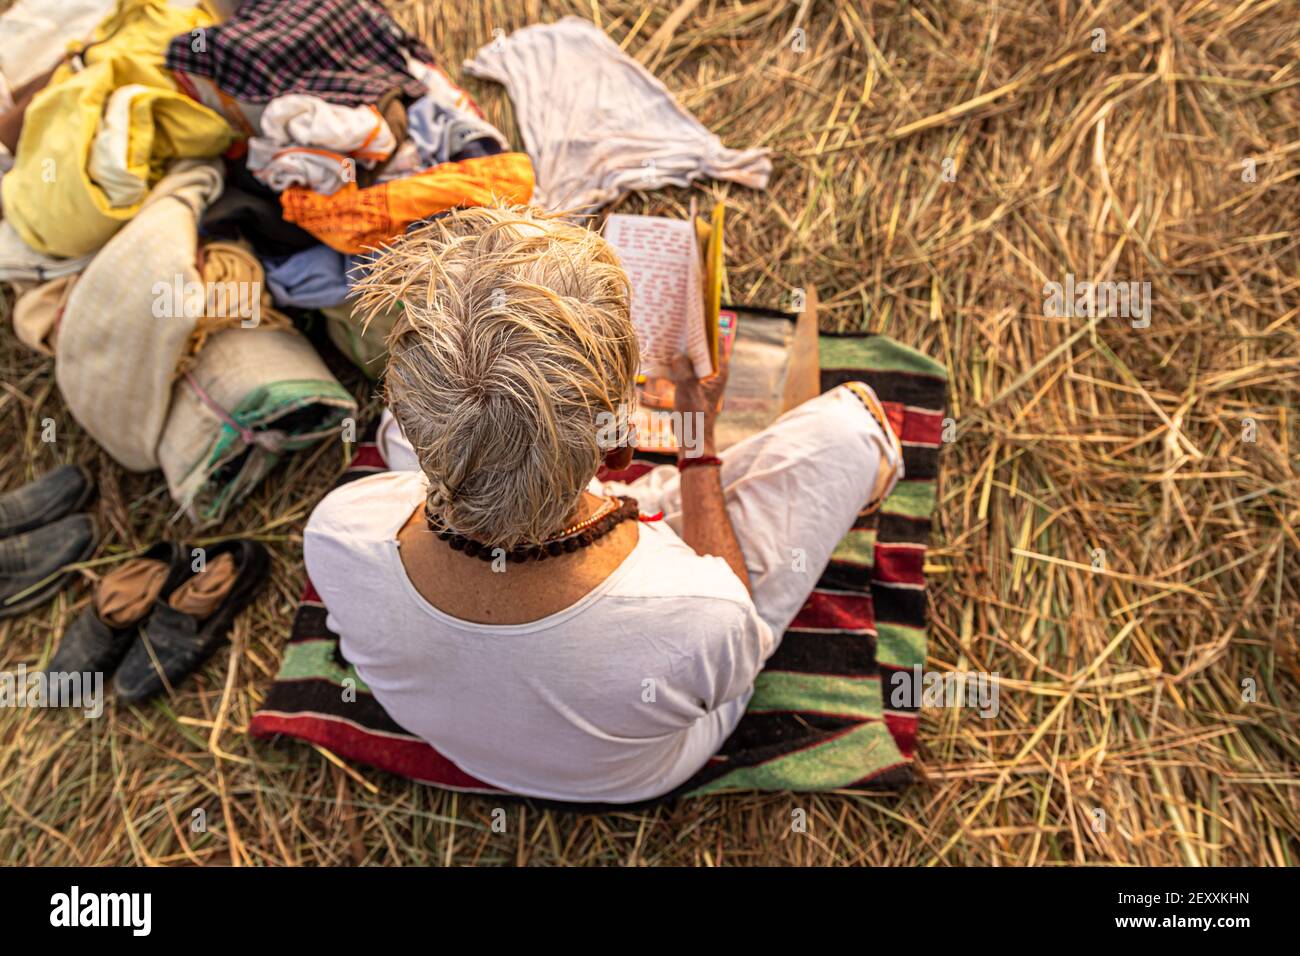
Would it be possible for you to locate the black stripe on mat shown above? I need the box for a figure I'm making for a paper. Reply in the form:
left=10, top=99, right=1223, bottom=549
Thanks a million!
left=663, top=714, right=865, bottom=795
left=818, top=559, right=873, bottom=592
left=259, top=677, right=414, bottom=737
left=901, top=444, right=940, bottom=481
left=870, top=585, right=928, bottom=627
left=877, top=511, right=935, bottom=543
left=289, top=605, right=333, bottom=643
left=336, top=469, right=383, bottom=487
left=357, top=418, right=380, bottom=443
left=716, top=712, right=862, bottom=757
left=821, top=368, right=946, bottom=409
left=849, top=512, right=932, bottom=543
left=765, top=629, right=878, bottom=677
left=878, top=663, right=920, bottom=714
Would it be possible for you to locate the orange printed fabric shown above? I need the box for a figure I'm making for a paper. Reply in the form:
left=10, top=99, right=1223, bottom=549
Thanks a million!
left=280, top=152, right=535, bottom=253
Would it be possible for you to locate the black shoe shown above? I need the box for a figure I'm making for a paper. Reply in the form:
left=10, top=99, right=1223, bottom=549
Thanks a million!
left=114, top=540, right=270, bottom=704
left=0, top=513, right=99, bottom=619
left=0, top=465, right=93, bottom=539
left=45, top=542, right=187, bottom=683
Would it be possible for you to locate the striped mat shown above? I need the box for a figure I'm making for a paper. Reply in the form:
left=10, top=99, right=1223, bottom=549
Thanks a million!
left=251, top=332, right=947, bottom=809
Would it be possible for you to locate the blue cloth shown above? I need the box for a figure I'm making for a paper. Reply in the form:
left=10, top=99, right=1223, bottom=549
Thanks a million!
left=263, top=245, right=352, bottom=309
left=406, top=96, right=507, bottom=167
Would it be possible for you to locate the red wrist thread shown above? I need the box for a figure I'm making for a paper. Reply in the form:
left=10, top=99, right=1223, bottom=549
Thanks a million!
left=677, top=454, right=722, bottom=473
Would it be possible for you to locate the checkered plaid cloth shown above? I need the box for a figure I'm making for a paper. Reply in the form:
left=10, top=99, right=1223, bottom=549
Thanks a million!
left=165, top=0, right=434, bottom=106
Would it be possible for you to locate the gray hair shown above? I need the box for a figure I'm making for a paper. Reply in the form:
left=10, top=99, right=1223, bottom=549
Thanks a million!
left=353, top=205, right=639, bottom=549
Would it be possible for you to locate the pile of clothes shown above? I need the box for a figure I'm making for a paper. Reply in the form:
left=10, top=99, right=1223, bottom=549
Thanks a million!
left=0, top=0, right=534, bottom=524
left=0, top=1, right=781, bottom=707
left=0, top=1, right=771, bottom=527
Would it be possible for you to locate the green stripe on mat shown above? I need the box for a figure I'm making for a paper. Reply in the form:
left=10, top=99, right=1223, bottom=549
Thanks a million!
left=278, top=639, right=369, bottom=692
left=685, top=720, right=904, bottom=795
left=882, top=480, right=936, bottom=519
left=877, top=621, right=927, bottom=669
left=831, top=527, right=876, bottom=565
left=819, top=336, right=948, bottom=379
left=749, top=671, right=884, bottom=720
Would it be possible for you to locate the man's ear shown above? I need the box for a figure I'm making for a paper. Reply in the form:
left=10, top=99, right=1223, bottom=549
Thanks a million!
left=604, top=444, right=634, bottom=471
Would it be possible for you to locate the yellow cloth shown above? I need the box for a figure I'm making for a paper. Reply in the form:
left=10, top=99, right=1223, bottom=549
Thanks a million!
left=176, top=239, right=293, bottom=374
left=2, top=0, right=233, bottom=258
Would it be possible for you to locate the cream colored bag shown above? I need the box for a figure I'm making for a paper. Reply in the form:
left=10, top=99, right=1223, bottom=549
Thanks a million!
left=55, top=160, right=224, bottom=471
left=158, top=324, right=356, bottom=526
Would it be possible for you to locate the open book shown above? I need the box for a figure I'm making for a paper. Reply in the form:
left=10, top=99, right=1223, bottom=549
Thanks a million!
left=603, top=202, right=727, bottom=384
left=603, top=204, right=732, bottom=453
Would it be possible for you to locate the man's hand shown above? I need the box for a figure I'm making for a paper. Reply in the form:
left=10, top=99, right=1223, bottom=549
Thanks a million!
left=668, top=350, right=750, bottom=592
left=670, top=351, right=729, bottom=457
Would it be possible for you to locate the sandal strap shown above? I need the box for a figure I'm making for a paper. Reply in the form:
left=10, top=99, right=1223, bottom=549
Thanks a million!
left=842, top=382, right=905, bottom=515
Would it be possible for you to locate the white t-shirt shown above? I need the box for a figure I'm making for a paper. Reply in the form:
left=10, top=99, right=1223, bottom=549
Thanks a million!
left=460, top=17, right=772, bottom=213
left=304, top=470, right=776, bottom=804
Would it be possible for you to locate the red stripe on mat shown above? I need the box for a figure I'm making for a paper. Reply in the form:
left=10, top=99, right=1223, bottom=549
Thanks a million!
left=348, top=443, right=385, bottom=470
left=872, top=546, right=926, bottom=585
left=789, top=590, right=873, bottom=630
left=251, top=713, right=502, bottom=791
left=901, top=408, right=945, bottom=445
left=881, top=401, right=906, bottom=439
left=884, top=712, right=918, bottom=757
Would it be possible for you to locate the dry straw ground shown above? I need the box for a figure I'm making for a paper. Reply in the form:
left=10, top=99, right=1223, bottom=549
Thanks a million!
left=1, top=0, right=1297, bottom=866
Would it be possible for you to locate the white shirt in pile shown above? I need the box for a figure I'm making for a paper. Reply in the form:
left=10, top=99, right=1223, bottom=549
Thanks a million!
left=461, top=17, right=772, bottom=214
left=304, top=470, right=776, bottom=804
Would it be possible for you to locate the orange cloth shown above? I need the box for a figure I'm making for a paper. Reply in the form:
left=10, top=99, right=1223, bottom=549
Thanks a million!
left=278, top=152, right=534, bottom=254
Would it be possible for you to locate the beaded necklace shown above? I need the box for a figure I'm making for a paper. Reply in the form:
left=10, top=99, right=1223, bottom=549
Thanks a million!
left=425, top=495, right=640, bottom=562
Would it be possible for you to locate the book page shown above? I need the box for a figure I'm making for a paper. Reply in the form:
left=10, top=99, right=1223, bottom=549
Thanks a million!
left=604, top=214, right=710, bottom=378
